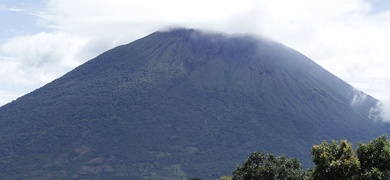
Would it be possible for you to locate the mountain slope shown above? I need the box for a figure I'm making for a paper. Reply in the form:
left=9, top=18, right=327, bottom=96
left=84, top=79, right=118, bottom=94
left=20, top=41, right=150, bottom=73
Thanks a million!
left=0, top=28, right=387, bottom=179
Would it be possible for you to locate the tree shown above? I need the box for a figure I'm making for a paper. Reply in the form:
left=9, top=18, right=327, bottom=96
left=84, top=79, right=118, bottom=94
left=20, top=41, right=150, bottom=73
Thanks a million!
left=231, top=135, right=390, bottom=180
left=220, top=176, right=232, bottom=180
left=357, top=134, right=390, bottom=179
left=311, top=139, right=360, bottom=180
left=232, top=152, right=306, bottom=180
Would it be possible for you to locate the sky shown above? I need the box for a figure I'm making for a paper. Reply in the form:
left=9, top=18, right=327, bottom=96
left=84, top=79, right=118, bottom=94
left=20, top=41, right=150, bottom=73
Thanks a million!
left=0, top=0, right=390, bottom=119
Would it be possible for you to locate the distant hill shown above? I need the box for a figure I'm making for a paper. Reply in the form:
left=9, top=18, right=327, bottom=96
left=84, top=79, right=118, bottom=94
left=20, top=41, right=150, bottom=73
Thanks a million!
left=0, top=28, right=388, bottom=179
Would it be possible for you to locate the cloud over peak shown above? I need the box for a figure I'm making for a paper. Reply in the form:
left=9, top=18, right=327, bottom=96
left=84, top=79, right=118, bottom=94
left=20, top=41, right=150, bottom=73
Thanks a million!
left=1, top=0, right=390, bottom=116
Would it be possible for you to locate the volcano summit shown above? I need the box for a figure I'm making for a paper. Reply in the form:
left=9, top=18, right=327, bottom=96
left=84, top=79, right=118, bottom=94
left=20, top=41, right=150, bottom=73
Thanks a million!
left=0, top=28, right=387, bottom=179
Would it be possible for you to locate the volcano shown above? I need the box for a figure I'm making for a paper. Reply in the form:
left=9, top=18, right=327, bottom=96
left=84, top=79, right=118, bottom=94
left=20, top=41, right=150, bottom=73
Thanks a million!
left=0, top=28, right=387, bottom=179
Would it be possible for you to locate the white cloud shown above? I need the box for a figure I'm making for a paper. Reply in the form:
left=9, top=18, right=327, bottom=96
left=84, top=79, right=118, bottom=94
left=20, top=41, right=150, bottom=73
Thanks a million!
left=0, top=90, right=20, bottom=107
left=0, top=4, right=23, bottom=12
left=1, top=0, right=390, bottom=120
left=0, top=32, right=88, bottom=85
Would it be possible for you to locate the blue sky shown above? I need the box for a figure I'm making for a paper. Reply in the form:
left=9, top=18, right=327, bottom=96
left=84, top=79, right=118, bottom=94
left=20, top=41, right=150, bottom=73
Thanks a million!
left=0, top=1, right=46, bottom=41
left=1, top=0, right=390, bottom=119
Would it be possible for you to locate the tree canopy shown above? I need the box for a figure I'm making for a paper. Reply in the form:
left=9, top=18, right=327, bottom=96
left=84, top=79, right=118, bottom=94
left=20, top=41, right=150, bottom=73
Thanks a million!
left=232, top=152, right=307, bottom=180
left=311, top=139, right=360, bottom=179
left=357, top=134, right=390, bottom=179
left=228, top=134, right=390, bottom=180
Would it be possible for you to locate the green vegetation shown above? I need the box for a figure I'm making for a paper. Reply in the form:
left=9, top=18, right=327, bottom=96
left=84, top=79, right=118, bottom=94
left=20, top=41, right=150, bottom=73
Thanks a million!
left=0, top=29, right=389, bottom=179
left=232, top=152, right=307, bottom=180
left=226, top=135, right=390, bottom=180
left=311, top=139, right=360, bottom=179
left=357, top=135, right=390, bottom=179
